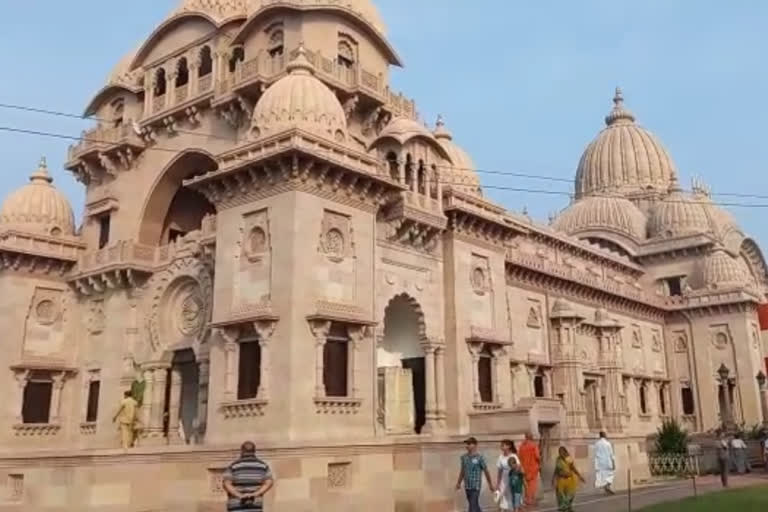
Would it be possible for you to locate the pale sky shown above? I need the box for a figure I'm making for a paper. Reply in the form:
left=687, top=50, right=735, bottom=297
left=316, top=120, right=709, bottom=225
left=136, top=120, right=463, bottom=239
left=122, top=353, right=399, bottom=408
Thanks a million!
left=1, top=1, right=767, bottom=247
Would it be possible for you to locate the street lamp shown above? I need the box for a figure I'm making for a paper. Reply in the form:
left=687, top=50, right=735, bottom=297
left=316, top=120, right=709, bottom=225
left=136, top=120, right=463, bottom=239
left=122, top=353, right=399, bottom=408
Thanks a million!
left=717, top=364, right=733, bottom=430
left=717, top=364, right=730, bottom=382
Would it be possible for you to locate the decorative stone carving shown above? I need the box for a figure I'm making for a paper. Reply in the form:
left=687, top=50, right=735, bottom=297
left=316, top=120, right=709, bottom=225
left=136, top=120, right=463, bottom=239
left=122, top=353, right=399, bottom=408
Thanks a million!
left=526, top=307, right=541, bottom=328
left=88, top=299, right=105, bottom=335
left=713, top=331, right=729, bottom=350
left=319, top=210, right=354, bottom=261
left=631, top=329, right=642, bottom=348
left=651, top=332, right=662, bottom=352
left=242, top=209, right=270, bottom=263
left=179, top=293, right=205, bottom=336
left=35, top=299, right=57, bottom=325
left=327, top=462, right=351, bottom=488
left=675, top=334, right=688, bottom=353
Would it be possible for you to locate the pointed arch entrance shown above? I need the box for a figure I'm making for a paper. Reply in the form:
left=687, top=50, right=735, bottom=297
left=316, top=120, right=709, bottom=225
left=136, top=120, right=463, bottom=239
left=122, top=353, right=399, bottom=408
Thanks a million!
left=379, top=293, right=427, bottom=434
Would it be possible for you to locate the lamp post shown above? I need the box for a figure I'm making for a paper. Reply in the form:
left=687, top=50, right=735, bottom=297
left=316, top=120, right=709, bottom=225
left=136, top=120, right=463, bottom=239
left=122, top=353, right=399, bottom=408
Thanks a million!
left=757, top=371, right=768, bottom=427
left=717, top=364, right=734, bottom=431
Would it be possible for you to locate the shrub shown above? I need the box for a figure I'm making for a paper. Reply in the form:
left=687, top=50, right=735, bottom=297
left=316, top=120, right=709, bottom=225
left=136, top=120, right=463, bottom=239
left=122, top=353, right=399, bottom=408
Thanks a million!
left=654, top=419, right=689, bottom=454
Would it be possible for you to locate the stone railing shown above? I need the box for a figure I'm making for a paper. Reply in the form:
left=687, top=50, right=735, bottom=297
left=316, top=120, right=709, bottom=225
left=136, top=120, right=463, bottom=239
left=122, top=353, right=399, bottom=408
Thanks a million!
left=75, top=240, right=157, bottom=274
left=223, top=46, right=416, bottom=119
left=67, top=122, right=143, bottom=162
left=648, top=453, right=700, bottom=476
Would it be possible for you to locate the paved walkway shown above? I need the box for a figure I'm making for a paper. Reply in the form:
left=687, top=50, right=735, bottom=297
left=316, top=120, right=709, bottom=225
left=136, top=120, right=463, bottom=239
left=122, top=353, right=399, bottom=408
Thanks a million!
left=524, top=473, right=768, bottom=512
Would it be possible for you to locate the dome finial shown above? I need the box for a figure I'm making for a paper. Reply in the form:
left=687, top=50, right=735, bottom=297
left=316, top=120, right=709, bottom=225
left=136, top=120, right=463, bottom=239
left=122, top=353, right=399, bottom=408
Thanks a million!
left=433, top=113, right=452, bottom=140
left=30, top=156, right=53, bottom=184
left=605, top=86, right=636, bottom=126
left=667, top=173, right=682, bottom=193
left=286, top=42, right=315, bottom=75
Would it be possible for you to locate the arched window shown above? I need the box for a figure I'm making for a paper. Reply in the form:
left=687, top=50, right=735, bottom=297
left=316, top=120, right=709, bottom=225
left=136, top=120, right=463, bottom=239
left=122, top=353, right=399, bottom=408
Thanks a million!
left=111, top=99, right=124, bottom=128
left=417, top=160, right=426, bottom=195
left=323, top=323, right=350, bottom=398
left=386, top=152, right=399, bottom=182
left=404, top=154, right=414, bottom=190
left=337, top=40, right=355, bottom=68
left=154, top=68, right=167, bottom=97
left=229, top=47, right=245, bottom=73
left=478, top=345, right=493, bottom=403
left=268, top=29, right=284, bottom=58
left=639, top=383, right=648, bottom=414
left=175, top=57, right=189, bottom=87
left=198, top=46, right=212, bottom=77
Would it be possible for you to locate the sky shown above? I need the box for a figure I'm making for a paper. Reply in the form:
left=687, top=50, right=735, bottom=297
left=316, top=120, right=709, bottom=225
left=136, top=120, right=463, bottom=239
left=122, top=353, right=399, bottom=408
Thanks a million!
left=1, top=1, right=767, bottom=247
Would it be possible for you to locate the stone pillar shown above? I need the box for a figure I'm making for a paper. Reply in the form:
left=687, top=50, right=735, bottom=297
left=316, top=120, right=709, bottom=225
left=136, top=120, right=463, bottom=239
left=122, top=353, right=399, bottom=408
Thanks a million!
left=436, top=175, right=443, bottom=205
left=13, top=370, right=29, bottom=423
left=145, top=365, right=168, bottom=443
left=254, top=321, right=276, bottom=400
left=347, top=326, right=367, bottom=399
left=310, top=321, right=331, bottom=398
left=167, top=366, right=183, bottom=444
left=143, top=71, right=152, bottom=116
left=421, top=343, right=437, bottom=432
left=435, top=346, right=447, bottom=424
left=469, top=343, right=481, bottom=404
left=598, top=328, right=625, bottom=433
left=189, top=52, right=199, bottom=94
left=197, top=357, right=210, bottom=440
left=140, top=368, right=155, bottom=434
left=50, top=373, right=65, bottom=424
left=218, top=327, right=240, bottom=402
left=491, top=346, right=506, bottom=404
left=424, top=167, right=431, bottom=198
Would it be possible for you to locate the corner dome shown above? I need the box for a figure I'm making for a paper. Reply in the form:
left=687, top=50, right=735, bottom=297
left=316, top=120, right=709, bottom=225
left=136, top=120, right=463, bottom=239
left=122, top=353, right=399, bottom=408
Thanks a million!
left=175, top=0, right=246, bottom=23
left=377, top=117, right=436, bottom=145
left=575, top=88, right=677, bottom=199
left=250, top=46, right=347, bottom=142
left=0, top=158, right=75, bottom=237
left=698, top=249, right=748, bottom=290
left=552, top=194, right=647, bottom=241
left=433, top=116, right=483, bottom=197
left=648, top=178, right=711, bottom=238
left=248, top=0, right=386, bottom=34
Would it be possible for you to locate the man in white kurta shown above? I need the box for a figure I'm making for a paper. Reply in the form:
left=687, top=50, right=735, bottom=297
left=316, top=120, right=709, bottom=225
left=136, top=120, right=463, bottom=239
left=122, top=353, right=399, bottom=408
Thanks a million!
left=594, top=431, right=616, bottom=495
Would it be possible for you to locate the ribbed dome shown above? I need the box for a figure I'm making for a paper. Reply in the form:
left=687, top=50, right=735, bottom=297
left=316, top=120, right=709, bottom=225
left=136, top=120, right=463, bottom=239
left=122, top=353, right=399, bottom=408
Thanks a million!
left=575, top=88, right=677, bottom=199
left=553, top=195, right=647, bottom=241
left=250, top=0, right=386, bottom=34
left=377, top=117, right=435, bottom=144
left=0, top=158, right=75, bottom=237
left=175, top=0, right=246, bottom=22
left=696, top=192, right=742, bottom=242
left=648, top=178, right=711, bottom=238
left=698, top=249, right=748, bottom=289
left=433, top=116, right=483, bottom=197
left=250, top=46, right=347, bottom=141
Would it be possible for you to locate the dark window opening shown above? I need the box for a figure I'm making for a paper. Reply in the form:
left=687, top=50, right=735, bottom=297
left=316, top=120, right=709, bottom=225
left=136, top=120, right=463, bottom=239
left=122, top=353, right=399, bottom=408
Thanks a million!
left=478, top=346, right=493, bottom=403
left=175, top=58, right=189, bottom=87
left=639, top=385, right=648, bottom=414
left=533, top=374, right=545, bottom=398
left=237, top=339, right=262, bottom=400
left=154, top=68, right=167, bottom=96
left=323, top=323, right=349, bottom=397
left=86, top=380, right=100, bottom=422
left=417, top=161, right=426, bottom=195
left=22, top=374, right=53, bottom=424
left=268, top=30, right=284, bottom=58
left=404, top=154, right=414, bottom=190
left=229, top=47, right=245, bottom=73
left=659, top=387, right=667, bottom=415
left=168, top=229, right=185, bottom=243
left=666, top=277, right=683, bottom=297
left=198, top=46, right=213, bottom=77
left=98, top=214, right=111, bottom=249
left=112, top=99, right=124, bottom=128
left=681, top=387, right=695, bottom=415
left=386, top=152, right=399, bottom=182
left=337, top=40, right=355, bottom=68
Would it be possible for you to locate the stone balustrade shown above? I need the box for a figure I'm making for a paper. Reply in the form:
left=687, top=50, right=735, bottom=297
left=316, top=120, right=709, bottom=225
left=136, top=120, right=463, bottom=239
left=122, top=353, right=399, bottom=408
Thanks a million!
left=67, top=122, right=144, bottom=163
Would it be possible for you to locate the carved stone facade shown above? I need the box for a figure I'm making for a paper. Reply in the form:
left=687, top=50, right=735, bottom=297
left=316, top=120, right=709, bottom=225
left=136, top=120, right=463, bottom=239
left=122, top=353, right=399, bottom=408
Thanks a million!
left=0, top=1, right=767, bottom=511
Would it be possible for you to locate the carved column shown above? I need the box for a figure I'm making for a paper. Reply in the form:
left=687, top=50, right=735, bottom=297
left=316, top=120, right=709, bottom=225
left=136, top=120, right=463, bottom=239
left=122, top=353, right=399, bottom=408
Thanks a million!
left=143, top=71, right=152, bottom=116
left=188, top=54, right=199, bottom=95
left=421, top=342, right=437, bottom=432
left=469, top=343, right=482, bottom=404
left=491, top=346, right=506, bottom=404
left=196, top=357, right=210, bottom=440
left=219, top=328, right=239, bottom=402
left=167, top=366, right=183, bottom=444
left=145, top=365, right=168, bottom=442
left=598, top=326, right=624, bottom=433
left=13, top=370, right=29, bottom=423
left=140, top=368, right=155, bottom=434
left=435, top=346, right=447, bottom=425
left=254, top=321, right=277, bottom=400
left=348, top=326, right=368, bottom=399
left=50, top=372, right=65, bottom=424
left=310, top=321, right=331, bottom=398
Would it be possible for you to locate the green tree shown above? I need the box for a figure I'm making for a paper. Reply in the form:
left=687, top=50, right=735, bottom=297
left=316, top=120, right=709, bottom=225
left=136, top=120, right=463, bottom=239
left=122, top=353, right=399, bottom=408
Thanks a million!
left=654, top=419, right=689, bottom=454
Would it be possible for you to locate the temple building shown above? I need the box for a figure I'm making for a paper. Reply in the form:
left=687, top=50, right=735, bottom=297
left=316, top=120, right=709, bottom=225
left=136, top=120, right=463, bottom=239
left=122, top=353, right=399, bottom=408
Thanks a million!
left=0, top=1, right=767, bottom=510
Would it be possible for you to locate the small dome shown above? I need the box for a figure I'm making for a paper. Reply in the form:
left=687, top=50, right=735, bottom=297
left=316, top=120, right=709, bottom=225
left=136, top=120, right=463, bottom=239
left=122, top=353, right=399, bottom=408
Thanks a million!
left=698, top=249, right=748, bottom=290
left=250, top=46, right=347, bottom=142
left=575, top=88, right=677, bottom=199
left=550, top=298, right=583, bottom=320
left=248, top=0, right=386, bottom=34
left=648, top=178, right=711, bottom=238
left=175, top=0, right=246, bottom=23
left=553, top=194, right=647, bottom=241
left=433, top=116, right=483, bottom=197
left=377, top=117, right=436, bottom=145
left=0, top=158, right=75, bottom=237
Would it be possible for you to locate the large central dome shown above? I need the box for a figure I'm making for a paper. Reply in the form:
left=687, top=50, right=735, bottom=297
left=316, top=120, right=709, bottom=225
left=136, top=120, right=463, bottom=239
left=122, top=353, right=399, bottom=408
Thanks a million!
left=575, top=88, right=677, bottom=199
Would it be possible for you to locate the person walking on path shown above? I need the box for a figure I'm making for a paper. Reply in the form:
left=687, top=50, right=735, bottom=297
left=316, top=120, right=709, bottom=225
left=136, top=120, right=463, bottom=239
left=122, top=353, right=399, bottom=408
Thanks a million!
left=730, top=432, right=748, bottom=474
left=506, top=457, right=526, bottom=512
left=552, top=447, right=585, bottom=512
left=496, top=439, right=520, bottom=511
left=518, top=432, right=541, bottom=507
left=593, top=431, right=616, bottom=495
left=716, top=431, right=730, bottom=488
left=456, top=437, right=496, bottom=512
left=112, top=390, right=138, bottom=449
left=223, top=441, right=274, bottom=512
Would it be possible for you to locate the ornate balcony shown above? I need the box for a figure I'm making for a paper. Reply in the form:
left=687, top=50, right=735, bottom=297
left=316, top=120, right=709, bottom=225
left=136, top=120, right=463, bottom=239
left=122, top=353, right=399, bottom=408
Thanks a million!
left=68, top=240, right=157, bottom=295
left=378, top=190, right=447, bottom=253
left=65, top=122, right=146, bottom=183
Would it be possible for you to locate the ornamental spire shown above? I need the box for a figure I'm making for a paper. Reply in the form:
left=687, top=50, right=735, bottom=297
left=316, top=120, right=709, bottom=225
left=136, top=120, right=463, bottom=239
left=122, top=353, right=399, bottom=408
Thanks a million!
left=29, top=156, right=53, bottom=184
left=604, top=86, right=636, bottom=126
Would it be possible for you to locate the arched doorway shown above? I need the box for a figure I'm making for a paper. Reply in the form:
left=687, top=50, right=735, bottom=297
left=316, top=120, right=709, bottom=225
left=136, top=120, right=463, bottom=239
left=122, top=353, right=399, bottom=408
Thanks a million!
left=379, top=293, right=427, bottom=434
left=137, top=151, right=217, bottom=245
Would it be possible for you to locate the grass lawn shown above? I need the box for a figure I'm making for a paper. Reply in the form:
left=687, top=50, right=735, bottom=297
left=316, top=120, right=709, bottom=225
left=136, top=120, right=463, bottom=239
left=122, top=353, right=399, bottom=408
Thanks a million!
left=638, top=485, right=768, bottom=511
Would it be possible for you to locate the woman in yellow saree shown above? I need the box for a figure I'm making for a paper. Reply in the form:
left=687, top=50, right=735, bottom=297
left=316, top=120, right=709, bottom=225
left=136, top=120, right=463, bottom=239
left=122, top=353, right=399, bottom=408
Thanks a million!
left=551, top=447, right=585, bottom=512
